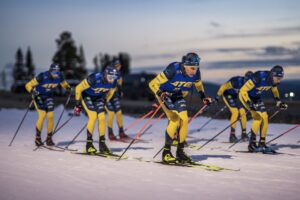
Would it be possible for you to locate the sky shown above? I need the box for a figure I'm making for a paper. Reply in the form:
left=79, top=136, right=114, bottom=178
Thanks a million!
left=0, top=0, right=300, bottom=82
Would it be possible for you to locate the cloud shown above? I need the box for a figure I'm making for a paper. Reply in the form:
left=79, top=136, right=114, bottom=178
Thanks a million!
left=209, top=21, right=221, bottom=28
left=204, top=58, right=300, bottom=69
left=133, top=53, right=181, bottom=61
left=215, top=25, right=300, bottom=39
left=247, top=46, right=300, bottom=60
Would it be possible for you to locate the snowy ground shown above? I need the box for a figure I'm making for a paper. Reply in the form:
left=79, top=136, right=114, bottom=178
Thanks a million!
left=0, top=106, right=300, bottom=200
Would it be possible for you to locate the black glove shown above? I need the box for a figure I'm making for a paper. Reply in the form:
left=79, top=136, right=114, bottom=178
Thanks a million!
left=74, top=101, right=82, bottom=116
left=31, top=88, right=39, bottom=97
left=67, top=87, right=73, bottom=93
left=156, top=90, right=174, bottom=109
left=276, top=101, right=288, bottom=111
left=156, top=90, right=170, bottom=101
left=248, top=101, right=258, bottom=111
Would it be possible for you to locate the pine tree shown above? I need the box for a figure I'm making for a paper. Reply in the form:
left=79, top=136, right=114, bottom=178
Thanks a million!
left=13, top=48, right=26, bottom=81
left=100, top=53, right=111, bottom=72
left=118, top=52, right=130, bottom=76
left=52, top=31, right=87, bottom=80
left=26, top=47, right=35, bottom=79
left=93, top=55, right=100, bottom=72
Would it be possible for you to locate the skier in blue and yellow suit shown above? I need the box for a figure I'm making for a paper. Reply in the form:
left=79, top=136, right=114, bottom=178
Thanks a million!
left=216, top=71, right=253, bottom=143
left=74, top=66, right=119, bottom=154
left=105, top=59, right=129, bottom=140
left=25, top=64, right=71, bottom=147
left=149, top=53, right=212, bottom=163
left=239, top=65, right=288, bottom=153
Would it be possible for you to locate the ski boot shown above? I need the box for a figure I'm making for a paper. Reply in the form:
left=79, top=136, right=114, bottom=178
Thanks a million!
left=248, top=130, right=257, bottom=152
left=162, top=147, right=176, bottom=163
left=35, top=136, right=43, bottom=146
left=46, top=133, right=55, bottom=146
left=119, top=131, right=130, bottom=140
left=35, top=128, right=43, bottom=147
left=99, top=136, right=112, bottom=154
left=229, top=134, right=238, bottom=143
left=86, top=131, right=97, bottom=154
left=229, top=128, right=238, bottom=143
left=108, top=127, right=118, bottom=141
left=176, top=143, right=192, bottom=163
left=257, top=138, right=274, bottom=153
left=241, top=129, right=249, bottom=142
left=86, top=140, right=97, bottom=154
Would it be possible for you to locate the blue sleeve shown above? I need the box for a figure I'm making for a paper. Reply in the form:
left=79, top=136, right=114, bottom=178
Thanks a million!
left=163, top=63, right=176, bottom=80
left=36, top=73, right=44, bottom=83
left=251, top=72, right=262, bottom=86
left=87, top=73, right=97, bottom=87
left=230, top=77, right=242, bottom=89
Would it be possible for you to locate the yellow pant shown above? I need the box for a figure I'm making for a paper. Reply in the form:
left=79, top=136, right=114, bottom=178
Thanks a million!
left=34, top=101, right=54, bottom=134
left=107, top=110, right=123, bottom=129
left=239, top=97, right=268, bottom=138
left=158, top=98, right=188, bottom=143
left=82, top=100, right=106, bottom=136
left=223, top=96, right=247, bottom=131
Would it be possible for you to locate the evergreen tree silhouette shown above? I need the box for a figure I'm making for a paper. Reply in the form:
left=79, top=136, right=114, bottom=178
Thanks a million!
left=26, top=47, right=35, bottom=79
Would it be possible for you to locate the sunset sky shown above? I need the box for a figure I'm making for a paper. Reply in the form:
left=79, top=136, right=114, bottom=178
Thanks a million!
left=1, top=0, right=300, bottom=82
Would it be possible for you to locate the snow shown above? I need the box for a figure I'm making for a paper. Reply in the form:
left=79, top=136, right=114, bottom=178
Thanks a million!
left=0, top=106, right=300, bottom=200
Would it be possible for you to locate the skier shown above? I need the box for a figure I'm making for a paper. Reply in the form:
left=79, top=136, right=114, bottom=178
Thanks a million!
left=105, top=59, right=129, bottom=140
left=74, top=66, right=119, bottom=154
left=25, top=64, right=71, bottom=146
left=215, top=71, right=253, bottom=143
left=149, top=52, right=212, bottom=163
left=239, top=65, right=288, bottom=153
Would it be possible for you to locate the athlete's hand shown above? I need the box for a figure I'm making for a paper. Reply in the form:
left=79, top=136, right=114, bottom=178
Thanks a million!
left=74, top=103, right=82, bottom=116
left=248, top=101, right=258, bottom=111
left=31, top=88, right=39, bottom=97
left=203, top=97, right=212, bottom=105
left=67, top=87, right=73, bottom=93
left=276, top=101, right=288, bottom=111
left=156, top=90, right=170, bottom=101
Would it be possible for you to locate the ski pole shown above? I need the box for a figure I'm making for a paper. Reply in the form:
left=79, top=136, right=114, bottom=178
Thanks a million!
left=196, top=110, right=249, bottom=150
left=65, top=123, right=87, bottom=149
left=153, top=105, right=208, bottom=159
left=140, top=112, right=165, bottom=138
left=117, top=102, right=162, bottom=160
left=153, top=146, right=164, bottom=159
left=188, top=104, right=208, bottom=123
left=191, top=105, right=227, bottom=134
left=228, top=109, right=280, bottom=149
left=8, top=100, right=34, bottom=146
left=124, top=107, right=155, bottom=132
left=266, top=124, right=300, bottom=144
left=53, top=115, right=74, bottom=135
left=53, top=91, right=72, bottom=136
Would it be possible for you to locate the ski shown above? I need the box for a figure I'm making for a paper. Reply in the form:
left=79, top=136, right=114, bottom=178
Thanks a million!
left=109, top=137, right=149, bottom=144
left=56, top=146, right=78, bottom=152
left=133, top=157, right=239, bottom=171
left=72, top=152, right=128, bottom=160
left=235, top=150, right=278, bottom=155
left=235, top=150, right=300, bottom=156
left=39, top=145, right=65, bottom=152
